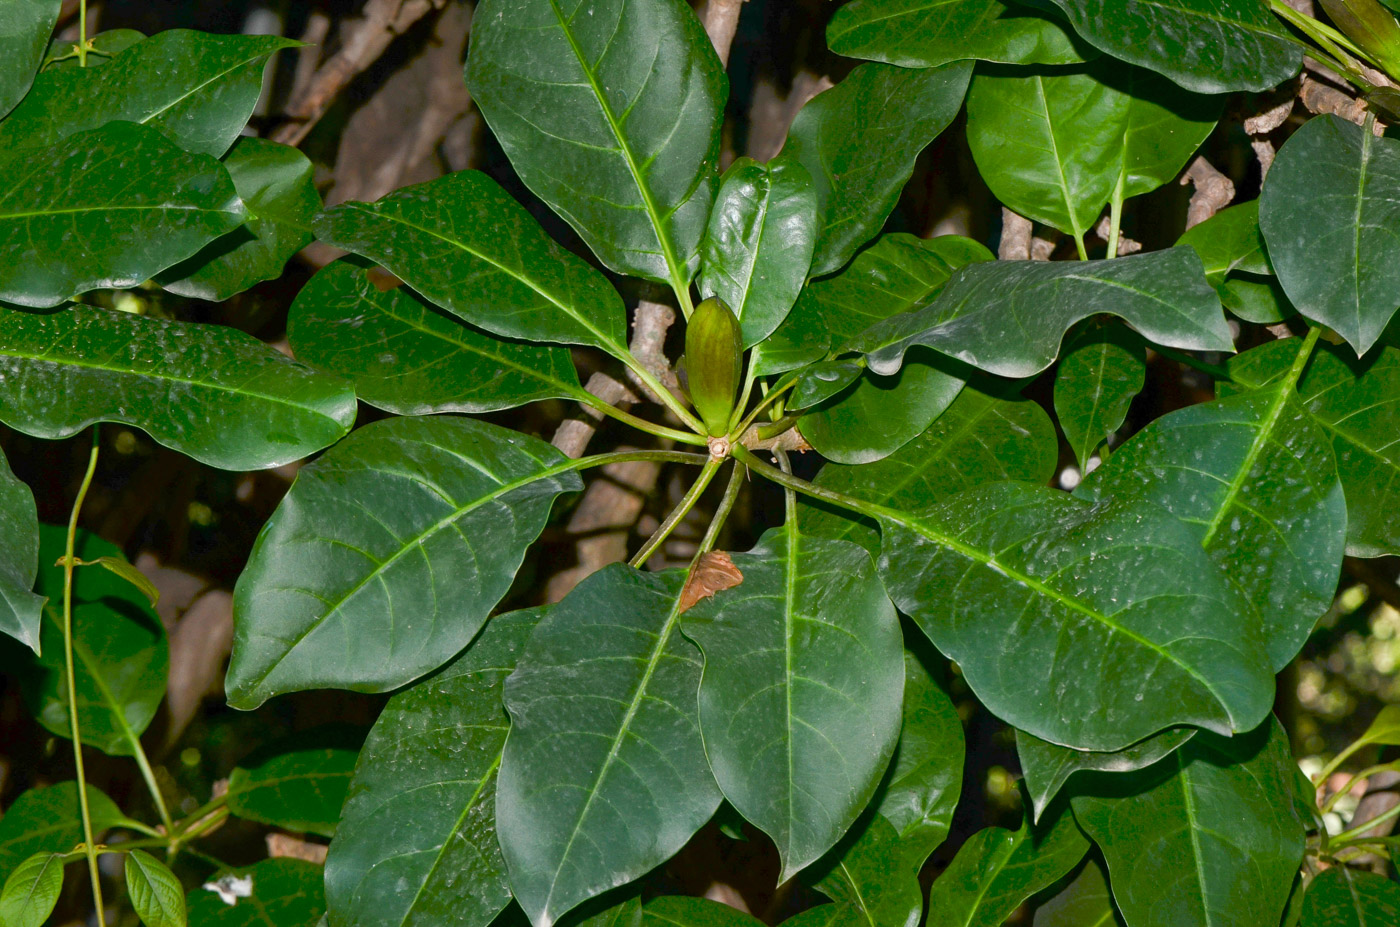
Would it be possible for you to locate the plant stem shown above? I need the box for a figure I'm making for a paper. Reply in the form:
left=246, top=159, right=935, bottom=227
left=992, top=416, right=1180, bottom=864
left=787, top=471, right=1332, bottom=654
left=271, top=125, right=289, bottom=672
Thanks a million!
left=1331, top=800, right=1400, bottom=846
left=696, top=461, right=746, bottom=557
left=1073, top=232, right=1089, bottom=261
left=78, top=0, right=88, bottom=67
left=731, top=376, right=798, bottom=441
left=579, top=394, right=709, bottom=446
left=630, top=458, right=723, bottom=567
left=1321, top=760, right=1400, bottom=815
left=130, top=743, right=175, bottom=838
left=1106, top=174, right=1125, bottom=261
left=63, top=428, right=106, bottom=927
left=616, top=356, right=706, bottom=435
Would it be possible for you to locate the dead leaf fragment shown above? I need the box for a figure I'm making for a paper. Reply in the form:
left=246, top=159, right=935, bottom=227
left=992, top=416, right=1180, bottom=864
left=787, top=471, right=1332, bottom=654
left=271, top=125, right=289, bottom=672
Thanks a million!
left=679, top=551, right=744, bottom=612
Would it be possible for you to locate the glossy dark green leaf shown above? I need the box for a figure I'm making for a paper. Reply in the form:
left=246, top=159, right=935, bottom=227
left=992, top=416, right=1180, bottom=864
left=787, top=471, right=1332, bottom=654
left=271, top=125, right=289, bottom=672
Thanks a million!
left=1054, top=325, right=1145, bottom=469
left=0, top=782, right=127, bottom=880
left=855, top=247, right=1233, bottom=380
left=0, top=29, right=295, bottom=157
left=783, top=62, right=972, bottom=276
left=187, top=859, right=324, bottom=927
left=803, top=383, right=1057, bottom=554
left=698, top=156, right=817, bottom=347
left=1261, top=115, right=1400, bottom=354
left=799, top=353, right=965, bottom=464
left=21, top=525, right=167, bottom=756
left=925, top=806, right=1089, bottom=927
left=1176, top=200, right=1272, bottom=283
left=498, top=566, right=721, bottom=927
left=315, top=171, right=628, bottom=356
left=640, top=897, right=764, bottom=926
left=159, top=137, right=320, bottom=301
left=228, top=417, right=579, bottom=709
left=325, top=608, right=542, bottom=927
left=1301, top=867, right=1400, bottom=926
left=877, top=481, right=1273, bottom=751
left=1041, top=0, right=1300, bottom=94
left=466, top=0, right=724, bottom=286
left=1016, top=728, right=1197, bottom=821
left=1032, top=857, right=1122, bottom=927
left=778, top=907, right=845, bottom=927
left=682, top=525, right=904, bottom=879
left=828, top=0, right=1087, bottom=68
left=42, top=28, right=145, bottom=68
left=0, top=448, right=43, bottom=654
left=1081, top=338, right=1345, bottom=670
left=811, top=817, right=921, bottom=927
left=0, top=0, right=59, bottom=118
left=127, top=849, right=186, bottom=927
left=288, top=259, right=586, bottom=416
left=1230, top=338, right=1400, bottom=557
left=966, top=63, right=1218, bottom=241
left=1221, top=275, right=1294, bottom=324
left=754, top=233, right=992, bottom=377
left=226, top=747, right=356, bottom=838
left=0, top=852, right=64, bottom=927
left=0, top=121, right=247, bottom=308
left=1071, top=719, right=1305, bottom=927
left=787, top=361, right=863, bottom=410
left=872, top=650, right=965, bottom=870
left=0, top=304, right=355, bottom=470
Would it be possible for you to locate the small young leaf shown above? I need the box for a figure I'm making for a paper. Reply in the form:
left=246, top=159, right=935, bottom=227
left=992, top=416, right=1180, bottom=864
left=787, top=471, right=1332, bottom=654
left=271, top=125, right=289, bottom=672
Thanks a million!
left=0, top=852, right=65, bottom=927
left=126, top=849, right=187, bottom=927
left=187, top=859, right=325, bottom=927
left=698, top=155, right=818, bottom=347
left=0, top=447, right=44, bottom=654
left=227, top=416, right=581, bottom=708
left=0, top=122, right=246, bottom=308
left=0, top=782, right=127, bottom=879
left=1261, top=115, right=1400, bottom=354
left=83, top=556, right=160, bottom=608
left=1053, top=324, right=1146, bottom=469
left=0, top=29, right=297, bottom=157
left=0, top=0, right=60, bottom=118
left=1301, top=866, right=1400, bottom=925
left=681, top=525, right=904, bottom=879
left=0, top=304, right=356, bottom=471
left=1016, top=727, right=1197, bottom=820
left=854, top=247, right=1233, bottom=380
left=783, top=62, right=972, bottom=276
left=288, top=259, right=587, bottom=416
left=828, top=0, right=1088, bottom=69
left=226, top=746, right=357, bottom=838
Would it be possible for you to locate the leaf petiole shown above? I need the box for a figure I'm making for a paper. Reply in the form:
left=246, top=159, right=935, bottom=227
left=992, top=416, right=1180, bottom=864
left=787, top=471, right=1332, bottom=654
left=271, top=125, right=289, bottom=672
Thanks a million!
left=578, top=393, right=709, bottom=446
left=630, top=458, right=725, bottom=567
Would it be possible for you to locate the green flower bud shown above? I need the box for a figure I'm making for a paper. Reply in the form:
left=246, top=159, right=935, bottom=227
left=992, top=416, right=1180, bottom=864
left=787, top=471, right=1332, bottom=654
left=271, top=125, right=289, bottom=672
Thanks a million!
left=686, top=297, right=743, bottom=437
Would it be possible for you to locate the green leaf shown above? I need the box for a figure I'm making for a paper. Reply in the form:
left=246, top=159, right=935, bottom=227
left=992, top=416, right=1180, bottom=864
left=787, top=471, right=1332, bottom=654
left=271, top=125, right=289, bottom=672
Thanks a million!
left=159, top=137, right=321, bottom=301
left=0, top=121, right=247, bottom=308
left=314, top=171, right=628, bottom=356
left=0, top=782, right=126, bottom=880
left=1080, top=338, right=1346, bottom=670
left=681, top=525, right=904, bottom=879
left=127, top=849, right=187, bottom=927
left=0, top=0, right=60, bottom=118
left=1221, top=275, right=1294, bottom=324
left=783, top=62, right=972, bottom=276
left=227, top=416, right=581, bottom=708
left=641, top=897, right=764, bottom=925
left=226, top=746, right=356, bottom=838
left=966, top=63, right=1218, bottom=241
left=828, top=0, right=1088, bottom=68
left=876, top=481, right=1273, bottom=751
left=325, top=608, right=542, bottom=927
left=787, top=361, right=863, bottom=411
left=287, top=259, right=586, bottom=416
left=1032, top=857, right=1122, bottom=927
left=1070, top=719, right=1305, bottom=927
left=798, top=354, right=965, bottom=465
left=1040, top=0, right=1300, bottom=94
left=42, top=28, right=145, bottom=68
left=0, top=29, right=296, bottom=157
left=1016, top=728, right=1197, bottom=821
left=1229, top=337, right=1400, bottom=557
left=1351, top=703, right=1400, bottom=748
left=811, top=817, right=922, bottom=927
left=1302, top=867, right=1400, bottom=926
left=82, top=556, right=160, bottom=608
left=0, top=852, right=64, bottom=927
left=1054, top=324, right=1146, bottom=469
left=872, top=649, right=965, bottom=870
left=0, top=304, right=355, bottom=470
left=465, top=0, right=724, bottom=287
left=754, top=233, right=993, bottom=378
left=803, top=382, right=1057, bottom=554
left=1175, top=200, right=1273, bottom=283
left=1261, top=115, right=1400, bottom=354
left=498, top=565, right=721, bottom=927
left=854, top=247, right=1233, bottom=380
left=698, top=155, right=818, bottom=347
left=20, top=525, right=167, bottom=756
left=187, top=859, right=325, bottom=927
left=0, top=447, right=43, bottom=654
left=925, top=806, right=1089, bottom=927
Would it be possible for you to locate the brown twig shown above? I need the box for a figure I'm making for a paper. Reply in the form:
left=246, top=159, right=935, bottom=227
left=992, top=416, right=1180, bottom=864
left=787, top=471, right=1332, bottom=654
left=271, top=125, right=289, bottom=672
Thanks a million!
left=747, top=72, right=833, bottom=162
left=998, top=208, right=1033, bottom=261
left=700, top=0, right=746, bottom=67
left=1180, top=156, right=1235, bottom=229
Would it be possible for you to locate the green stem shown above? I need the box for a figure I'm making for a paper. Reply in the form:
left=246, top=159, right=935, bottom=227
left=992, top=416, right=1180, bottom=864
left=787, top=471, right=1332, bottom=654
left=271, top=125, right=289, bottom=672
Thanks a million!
left=1270, top=1, right=1376, bottom=88
left=579, top=394, right=708, bottom=446
left=1106, top=174, right=1126, bottom=261
left=731, top=376, right=798, bottom=441
left=1321, top=760, right=1400, bottom=815
left=78, top=0, right=88, bottom=67
left=616, top=356, right=706, bottom=435
left=730, top=364, right=758, bottom=434
left=629, top=458, right=723, bottom=567
left=130, top=745, right=175, bottom=838
left=697, top=461, right=746, bottom=557
left=63, top=429, right=105, bottom=927
left=1150, top=343, right=1234, bottom=380
left=1073, top=232, right=1089, bottom=261
left=1331, top=801, right=1400, bottom=846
